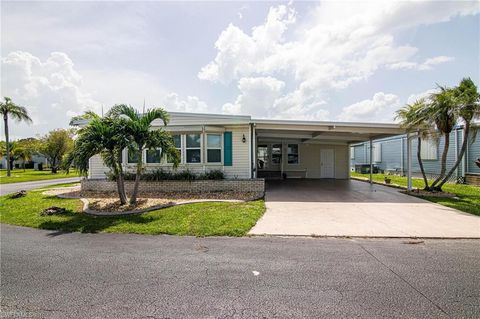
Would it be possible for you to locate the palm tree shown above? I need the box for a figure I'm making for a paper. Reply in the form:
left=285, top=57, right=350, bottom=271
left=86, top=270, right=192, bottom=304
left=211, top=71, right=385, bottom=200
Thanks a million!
left=0, top=97, right=32, bottom=177
left=11, top=146, right=32, bottom=171
left=395, top=99, right=432, bottom=190
left=108, top=104, right=180, bottom=204
left=437, top=78, right=480, bottom=188
left=427, top=87, right=457, bottom=191
left=73, top=113, right=131, bottom=204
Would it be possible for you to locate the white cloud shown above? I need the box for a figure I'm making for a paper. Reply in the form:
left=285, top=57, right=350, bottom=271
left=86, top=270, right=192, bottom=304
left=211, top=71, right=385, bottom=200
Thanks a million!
left=1, top=51, right=101, bottom=138
left=222, top=77, right=285, bottom=116
left=1, top=51, right=211, bottom=138
left=419, top=56, right=455, bottom=70
left=161, top=93, right=209, bottom=113
left=406, top=88, right=439, bottom=105
left=198, top=5, right=296, bottom=84
left=387, top=55, right=454, bottom=70
left=201, top=2, right=477, bottom=120
left=338, top=92, right=400, bottom=122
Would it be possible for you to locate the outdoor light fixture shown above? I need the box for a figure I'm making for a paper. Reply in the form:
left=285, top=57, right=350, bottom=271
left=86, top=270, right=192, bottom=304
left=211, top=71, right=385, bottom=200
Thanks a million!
left=242, top=134, right=246, bottom=143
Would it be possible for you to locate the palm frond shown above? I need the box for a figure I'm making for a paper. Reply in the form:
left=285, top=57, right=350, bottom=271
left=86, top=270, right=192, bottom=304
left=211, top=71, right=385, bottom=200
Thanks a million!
left=0, top=97, right=32, bottom=123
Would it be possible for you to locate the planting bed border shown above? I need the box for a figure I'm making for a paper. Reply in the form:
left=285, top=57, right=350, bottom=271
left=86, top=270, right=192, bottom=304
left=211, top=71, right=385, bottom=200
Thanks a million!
left=52, top=190, right=262, bottom=216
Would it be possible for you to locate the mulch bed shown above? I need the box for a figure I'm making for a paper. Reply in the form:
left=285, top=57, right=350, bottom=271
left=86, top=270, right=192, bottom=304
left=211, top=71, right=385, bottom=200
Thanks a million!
left=42, top=186, right=262, bottom=214
left=400, top=189, right=457, bottom=198
left=87, top=198, right=174, bottom=213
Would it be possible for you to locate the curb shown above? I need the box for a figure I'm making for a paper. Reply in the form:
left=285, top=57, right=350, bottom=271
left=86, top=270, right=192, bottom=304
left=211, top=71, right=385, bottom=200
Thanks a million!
left=247, top=234, right=480, bottom=240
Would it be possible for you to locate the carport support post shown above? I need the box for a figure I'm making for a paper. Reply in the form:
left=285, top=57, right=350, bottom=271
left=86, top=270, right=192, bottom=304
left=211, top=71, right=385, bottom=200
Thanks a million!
left=369, top=138, right=373, bottom=184
left=407, top=133, right=412, bottom=191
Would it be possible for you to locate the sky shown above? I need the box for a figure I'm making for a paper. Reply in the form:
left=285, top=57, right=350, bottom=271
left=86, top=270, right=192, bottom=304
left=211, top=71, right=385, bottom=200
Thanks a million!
left=1, top=0, right=479, bottom=139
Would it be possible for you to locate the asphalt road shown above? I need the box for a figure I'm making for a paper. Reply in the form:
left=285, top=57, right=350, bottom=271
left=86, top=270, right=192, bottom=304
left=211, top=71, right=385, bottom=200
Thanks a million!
left=0, top=177, right=81, bottom=195
left=1, top=225, right=479, bottom=319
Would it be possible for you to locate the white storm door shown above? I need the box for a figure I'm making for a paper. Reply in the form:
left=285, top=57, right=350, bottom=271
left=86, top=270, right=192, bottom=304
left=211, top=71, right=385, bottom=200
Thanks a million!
left=320, top=149, right=335, bottom=178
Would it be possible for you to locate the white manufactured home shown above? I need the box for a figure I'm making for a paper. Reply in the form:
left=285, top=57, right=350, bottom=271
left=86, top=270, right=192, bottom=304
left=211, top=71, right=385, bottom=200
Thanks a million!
left=88, top=112, right=406, bottom=181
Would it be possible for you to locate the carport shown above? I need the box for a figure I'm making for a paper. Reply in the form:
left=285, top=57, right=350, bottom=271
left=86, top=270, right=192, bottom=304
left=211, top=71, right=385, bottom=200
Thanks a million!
left=251, top=119, right=418, bottom=190
left=249, top=179, right=480, bottom=238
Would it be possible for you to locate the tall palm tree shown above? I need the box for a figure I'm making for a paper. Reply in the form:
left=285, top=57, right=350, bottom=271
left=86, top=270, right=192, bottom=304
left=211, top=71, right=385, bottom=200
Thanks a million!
left=427, top=87, right=457, bottom=191
left=395, top=99, right=432, bottom=190
left=73, top=113, right=131, bottom=204
left=438, top=78, right=480, bottom=188
left=108, top=104, right=180, bottom=204
left=0, top=97, right=32, bottom=177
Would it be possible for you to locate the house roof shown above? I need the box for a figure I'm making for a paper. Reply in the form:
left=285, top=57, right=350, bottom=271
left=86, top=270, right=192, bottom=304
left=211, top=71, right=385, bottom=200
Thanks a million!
left=73, top=111, right=406, bottom=143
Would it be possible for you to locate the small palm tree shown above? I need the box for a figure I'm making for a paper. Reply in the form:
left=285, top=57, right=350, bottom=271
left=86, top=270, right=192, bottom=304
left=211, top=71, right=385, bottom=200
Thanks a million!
left=108, top=104, right=180, bottom=204
left=11, top=146, right=32, bottom=171
left=73, top=113, right=131, bottom=204
left=437, top=78, right=480, bottom=188
left=0, top=97, right=32, bottom=177
left=395, top=99, right=432, bottom=190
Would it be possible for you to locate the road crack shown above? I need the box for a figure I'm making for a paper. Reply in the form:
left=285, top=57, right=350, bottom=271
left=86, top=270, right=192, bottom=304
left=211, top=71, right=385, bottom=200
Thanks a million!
left=356, top=242, right=450, bottom=318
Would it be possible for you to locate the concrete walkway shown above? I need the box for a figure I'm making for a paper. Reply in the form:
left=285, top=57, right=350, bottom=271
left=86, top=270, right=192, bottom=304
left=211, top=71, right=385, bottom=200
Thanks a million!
left=249, top=179, right=480, bottom=238
left=0, top=177, right=81, bottom=195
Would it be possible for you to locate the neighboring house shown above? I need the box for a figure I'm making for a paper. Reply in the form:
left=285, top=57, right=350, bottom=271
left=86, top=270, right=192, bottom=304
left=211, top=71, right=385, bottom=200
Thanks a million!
left=86, top=112, right=405, bottom=180
left=0, top=154, right=48, bottom=170
left=350, top=124, right=480, bottom=184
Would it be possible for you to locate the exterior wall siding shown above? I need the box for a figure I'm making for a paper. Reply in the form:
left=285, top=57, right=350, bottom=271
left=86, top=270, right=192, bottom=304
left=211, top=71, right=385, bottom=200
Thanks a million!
left=88, top=155, right=110, bottom=179
left=223, top=126, right=251, bottom=179
left=283, top=143, right=349, bottom=179
left=87, top=125, right=252, bottom=179
left=350, top=126, right=480, bottom=182
left=466, top=127, right=480, bottom=174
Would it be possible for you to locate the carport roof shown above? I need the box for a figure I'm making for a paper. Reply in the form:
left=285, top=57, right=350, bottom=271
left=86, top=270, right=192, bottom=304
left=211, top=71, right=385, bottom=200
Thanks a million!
left=252, top=118, right=406, bottom=144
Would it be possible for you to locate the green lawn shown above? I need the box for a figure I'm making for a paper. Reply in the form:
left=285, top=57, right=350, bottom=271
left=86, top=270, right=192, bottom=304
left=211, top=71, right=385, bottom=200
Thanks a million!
left=0, top=169, right=80, bottom=184
left=0, top=188, right=265, bottom=236
left=351, top=172, right=480, bottom=216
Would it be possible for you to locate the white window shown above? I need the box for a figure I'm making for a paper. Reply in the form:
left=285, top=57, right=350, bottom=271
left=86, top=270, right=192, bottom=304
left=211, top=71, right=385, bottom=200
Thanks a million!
left=421, top=138, right=438, bottom=160
left=207, top=134, right=222, bottom=163
left=127, top=145, right=139, bottom=164
left=167, top=134, right=182, bottom=164
left=186, top=133, right=201, bottom=163
left=146, top=148, right=161, bottom=164
left=287, top=144, right=299, bottom=164
left=372, top=143, right=382, bottom=162
left=350, top=147, right=355, bottom=160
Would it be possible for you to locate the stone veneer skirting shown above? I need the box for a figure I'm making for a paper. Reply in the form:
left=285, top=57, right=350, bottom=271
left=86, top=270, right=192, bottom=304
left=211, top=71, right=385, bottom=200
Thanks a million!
left=81, top=178, right=265, bottom=196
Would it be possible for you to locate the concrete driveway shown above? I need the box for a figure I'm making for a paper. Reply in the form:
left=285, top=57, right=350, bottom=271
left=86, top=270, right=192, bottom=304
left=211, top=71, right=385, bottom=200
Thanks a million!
left=249, top=179, right=480, bottom=238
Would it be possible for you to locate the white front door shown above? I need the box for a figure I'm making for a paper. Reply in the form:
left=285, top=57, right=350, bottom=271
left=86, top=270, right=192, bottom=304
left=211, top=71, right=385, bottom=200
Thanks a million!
left=320, top=149, right=335, bottom=178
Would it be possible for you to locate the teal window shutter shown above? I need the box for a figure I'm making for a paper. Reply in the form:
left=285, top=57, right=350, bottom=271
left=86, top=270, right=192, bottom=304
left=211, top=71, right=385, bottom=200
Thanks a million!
left=224, top=132, right=232, bottom=166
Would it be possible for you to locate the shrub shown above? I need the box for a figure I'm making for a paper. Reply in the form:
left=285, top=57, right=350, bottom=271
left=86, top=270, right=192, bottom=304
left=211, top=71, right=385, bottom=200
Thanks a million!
left=107, top=168, right=225, bottom=181
left=201, top=169, right=224, bottom=180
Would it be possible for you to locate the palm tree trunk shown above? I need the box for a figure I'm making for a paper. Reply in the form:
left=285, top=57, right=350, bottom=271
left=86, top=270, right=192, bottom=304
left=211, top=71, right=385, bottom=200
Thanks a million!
left=116, top=173, right=128, bottom=205
left=438, top=123, right=470, bottom=189
left=113, top=154, right=127, bottom=205
left=4, top=114, right=10, bottom=177
left=431, top=132, right=450, bottom=190
left=129, top=147, right=143, bottom=205
left=416, top=135, right=430, bottom=190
